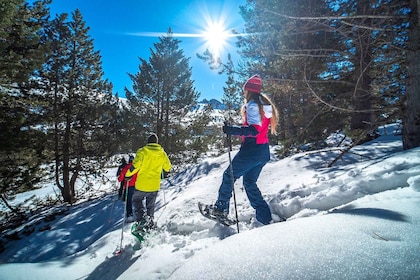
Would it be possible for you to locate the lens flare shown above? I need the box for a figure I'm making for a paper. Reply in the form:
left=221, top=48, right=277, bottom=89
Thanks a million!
left=125, top=2, right=248, bottom=67
left=202, top=19, right=230, bottom=62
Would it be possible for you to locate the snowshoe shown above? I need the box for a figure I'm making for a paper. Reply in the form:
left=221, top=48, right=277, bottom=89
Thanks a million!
left=198, top=202, right=237, bottom=227
left=131, top=222, right=146, bottom=243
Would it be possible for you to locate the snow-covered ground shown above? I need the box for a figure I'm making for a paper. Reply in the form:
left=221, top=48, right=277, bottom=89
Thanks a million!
left=0, top=124, right=419, bottom=279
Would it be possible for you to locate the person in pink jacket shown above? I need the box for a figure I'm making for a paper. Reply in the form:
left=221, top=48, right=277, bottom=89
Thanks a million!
left=209, top=75, right=278, bottom=225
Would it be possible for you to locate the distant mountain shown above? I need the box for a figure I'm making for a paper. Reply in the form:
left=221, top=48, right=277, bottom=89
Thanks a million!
left=118, top=96, right=228, bottom=125
left=189, top=99, right=242, bottom=126
left=199, top=99, right=226, bottom=110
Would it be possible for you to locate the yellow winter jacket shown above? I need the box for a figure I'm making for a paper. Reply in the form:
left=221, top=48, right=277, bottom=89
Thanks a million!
left=126, top=143, right=171, bottom=192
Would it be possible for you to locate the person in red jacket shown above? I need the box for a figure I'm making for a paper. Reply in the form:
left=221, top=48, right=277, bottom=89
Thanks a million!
left=118, top=155, right=137, bottom=222
left=116, top=157, right=127, bottom=199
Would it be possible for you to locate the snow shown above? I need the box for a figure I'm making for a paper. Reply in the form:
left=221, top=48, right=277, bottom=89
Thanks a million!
left=1, top=123, right=419, bottom=279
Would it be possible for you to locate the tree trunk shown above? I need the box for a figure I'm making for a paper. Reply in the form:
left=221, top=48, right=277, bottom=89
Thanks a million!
left=61, top=108, right=73, bottom=203
left=350, top=0, right=374, bottom=131
left=403, top=0, right=420, bottom=150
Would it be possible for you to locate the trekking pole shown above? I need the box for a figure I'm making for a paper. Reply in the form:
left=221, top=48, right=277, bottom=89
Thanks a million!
left=226, top=126, right=240, bottom=233
left=107, top=179, right=120, bottom=223
left=107, top=194, right=118, bottom=223
left=155, top=172, right=168, bottom=224
left=161, top=172, right=167, bottom=206
left=116, top=178, right=130, bottom=254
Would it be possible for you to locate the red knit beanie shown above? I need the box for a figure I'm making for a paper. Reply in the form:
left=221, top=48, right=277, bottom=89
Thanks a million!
left=243, top=75, right=262, bottom=94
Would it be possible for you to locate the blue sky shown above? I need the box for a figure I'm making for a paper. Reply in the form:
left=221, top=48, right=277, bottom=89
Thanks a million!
left=48, top=0, right=246, bottom=101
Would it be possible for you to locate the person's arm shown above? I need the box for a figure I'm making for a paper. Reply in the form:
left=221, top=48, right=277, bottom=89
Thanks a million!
left=222, top=124, right=259, bottom=136
left=223, top=102, right=262, bottom=137
left=126, top=153, right=142, bottom=177
left=163, top=152, right=172, bottom=173
left=118, top=167, right=127, bottom=182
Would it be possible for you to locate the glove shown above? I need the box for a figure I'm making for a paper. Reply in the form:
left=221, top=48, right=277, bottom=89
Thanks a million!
left=222, top=123, right=230, bottom=134
left=222, top=124, right=259, bottom=137
left=124, top=176, right=132, bottom=181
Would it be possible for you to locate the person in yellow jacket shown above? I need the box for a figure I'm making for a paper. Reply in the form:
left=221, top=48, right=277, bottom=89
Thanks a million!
left=126, top=133, right=171, bottom=230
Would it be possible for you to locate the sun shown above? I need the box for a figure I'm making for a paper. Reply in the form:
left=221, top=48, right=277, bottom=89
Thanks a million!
left=125, top=2, right=245, bottom=66
left=202, top=19, right=230, bottom=62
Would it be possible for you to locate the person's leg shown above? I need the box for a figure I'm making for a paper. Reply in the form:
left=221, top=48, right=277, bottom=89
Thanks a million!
left=132, top=190, right=146, bottom=222
left=145, top=191, right=158, bottom=218
left=126, top=186, right=134, bottom=217
left=145, top=191, right=158, bottom=229
left=243, top=162, right=271, bottom=224
left=118, top=182, right=124, bottom=198
left=215, top=152, right=255, bottom=212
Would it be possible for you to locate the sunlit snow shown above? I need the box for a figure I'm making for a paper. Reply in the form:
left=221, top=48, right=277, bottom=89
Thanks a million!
left=0, top=123, right=419, bottom=279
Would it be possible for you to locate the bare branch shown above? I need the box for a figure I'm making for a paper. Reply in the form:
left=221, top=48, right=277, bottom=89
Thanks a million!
left=302, top=63, right=382, bottom=113
left=267, top=10, right=405, bottom=21
left=341, top=20, right=392, bottom=31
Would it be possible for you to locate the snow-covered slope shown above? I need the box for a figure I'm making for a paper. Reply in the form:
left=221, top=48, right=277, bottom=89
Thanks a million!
left=0, top=124, right=419, bottom=279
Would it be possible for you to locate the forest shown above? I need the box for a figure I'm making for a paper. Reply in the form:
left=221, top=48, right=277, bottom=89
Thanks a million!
left=1, top=0, right=419, bottom=208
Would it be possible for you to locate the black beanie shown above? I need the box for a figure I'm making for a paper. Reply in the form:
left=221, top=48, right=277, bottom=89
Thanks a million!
left=147, top=133, right=158, bottom=144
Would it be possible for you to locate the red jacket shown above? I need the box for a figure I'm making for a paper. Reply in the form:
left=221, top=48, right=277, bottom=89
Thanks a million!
left=118, top=163, right=137, bottom=189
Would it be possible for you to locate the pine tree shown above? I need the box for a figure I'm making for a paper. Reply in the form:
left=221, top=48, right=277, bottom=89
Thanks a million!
left=197, top=46, right=245, bottom=150
left=221, top=55, right=243, bottom=118
left=220, top=55, right=243, bottom=147
left=325, top=0, right=409, bottom=137
left=0, top=0, right=50, bottom=84
left=0, top=0, right=50, bottom=204
left=126, top=28, right=204, bottom=169
left=238, top=0, right=338, bottom=149
left=40, top=10, right=117, bottom=203
left=237, top=0, right=411, bottom=152
left=403, top=0, right=420, bottom=149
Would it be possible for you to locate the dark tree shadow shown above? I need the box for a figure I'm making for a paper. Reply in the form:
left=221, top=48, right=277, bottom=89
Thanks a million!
left=1, top=194, right=124, bottom=263
left=330, top=206, right=409, bottom=222
left=85, top=245, right=140, bottom=280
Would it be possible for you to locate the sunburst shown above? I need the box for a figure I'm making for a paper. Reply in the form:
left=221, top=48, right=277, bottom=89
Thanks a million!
left=125, top=3, right=247, bottom=65
left=202, top=18, right=231, bottom=63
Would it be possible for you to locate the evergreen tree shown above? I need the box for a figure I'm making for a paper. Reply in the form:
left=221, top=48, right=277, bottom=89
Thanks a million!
left=221, top=55, right=243, bottom=118
left=126, top=28, right=204, bottom=170
left=0, top=0, right=50, bottom=84
left=325, top=0, right=409, bottom=136
left=0, top=0, right=50, bottom=205
left=197, top=48, right=244, bottom=150
left=403, top=0, right=420, bottom=149
left=220, top=55, right=243, bottom=147
left=238, top=0, right=338, bottom=149
left=237, top=0, right=411, bottom=153
left=40, top=10, right=117, bottom=203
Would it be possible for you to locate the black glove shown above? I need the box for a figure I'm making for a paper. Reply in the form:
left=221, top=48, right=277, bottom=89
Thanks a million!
left=222, top=124, right=259, bottom=137
left=124, top=176, right=132, bottom=181
left=222, top=123, right=230, bottom=134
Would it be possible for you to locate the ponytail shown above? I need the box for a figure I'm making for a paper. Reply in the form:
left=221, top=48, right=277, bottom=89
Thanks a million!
left=242, top=91, right=278, bottom=135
